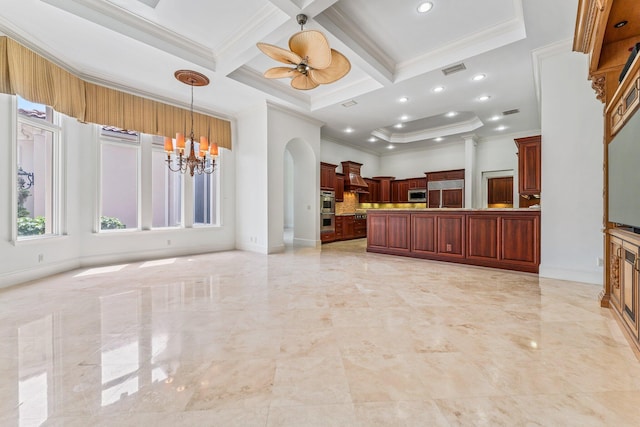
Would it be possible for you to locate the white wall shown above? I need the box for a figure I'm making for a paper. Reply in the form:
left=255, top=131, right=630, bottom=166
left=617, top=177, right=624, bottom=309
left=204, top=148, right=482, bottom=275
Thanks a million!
left=235, top=103, right=269, bottom=253
left=267, top=104, right=322, bottom=251
left=539, top=47, right=604, bottom=284
left=0, top=93, right=237, bottom=289
left=320, top=138, right=381, bottom=177
left=380, top=142, right=466, bottom=179
left=283, top=149, right=294, bottom=229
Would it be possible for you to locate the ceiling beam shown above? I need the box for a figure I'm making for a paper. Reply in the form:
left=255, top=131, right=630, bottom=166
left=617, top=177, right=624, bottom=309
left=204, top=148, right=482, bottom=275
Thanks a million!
left=42, top=0, right=216, bottom=71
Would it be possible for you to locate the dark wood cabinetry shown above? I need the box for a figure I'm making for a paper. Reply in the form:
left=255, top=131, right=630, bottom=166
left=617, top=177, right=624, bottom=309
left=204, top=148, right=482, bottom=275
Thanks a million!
left=330, top=215, right=367, bottom=243
left=334, top=216, right=343, bottom=240
left=373, top=177, right=394, bottom=203
left=391, top=180, right=410, bottom=202
left=514, top=136, right=541, bottom=196
left=320, top=162, right=337, bottom=190
left=408, top=178, right=426, bottom=189
left=355, top=218, right=367, bottom=238
left=436, top=214, right=465, bottom=258
left=488, top=177, right=514, bottom=205
left=426, top=169, right=464, bottom=208
left=368, top=209, right=540, bottom=273
left=359, top=178, right=379, bottom=203
left=335, top=173, right=344, bottom=202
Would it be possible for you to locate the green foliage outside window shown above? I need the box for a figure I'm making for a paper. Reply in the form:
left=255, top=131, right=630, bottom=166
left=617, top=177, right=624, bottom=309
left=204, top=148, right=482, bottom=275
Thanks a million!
left=100, top=216, right=126, bottom=230
left=18, top=216, right=46, bottom=236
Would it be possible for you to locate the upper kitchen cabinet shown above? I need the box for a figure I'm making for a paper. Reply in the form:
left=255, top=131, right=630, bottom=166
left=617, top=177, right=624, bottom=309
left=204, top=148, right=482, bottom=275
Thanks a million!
left=392, top=180, right=410, bottom=203
left=335, top=173, right=344, bottom=202
left=488, top=176, right=514, bottom=206
left=514, top=136, right=541, bottom=196
left=373, top=177, right=395, bottom=203
left=320, top=162, right=337, bottom=190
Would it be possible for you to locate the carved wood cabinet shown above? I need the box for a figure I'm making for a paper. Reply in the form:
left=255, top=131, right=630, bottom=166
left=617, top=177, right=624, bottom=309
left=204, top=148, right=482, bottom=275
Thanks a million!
left=575, top=0, right=640, bottom=353
left=609, top=229, right=640, bottom=344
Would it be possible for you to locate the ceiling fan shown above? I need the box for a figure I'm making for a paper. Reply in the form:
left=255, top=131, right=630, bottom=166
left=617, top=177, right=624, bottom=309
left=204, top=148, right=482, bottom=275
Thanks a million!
left=256, top=14, right=351, bottom=90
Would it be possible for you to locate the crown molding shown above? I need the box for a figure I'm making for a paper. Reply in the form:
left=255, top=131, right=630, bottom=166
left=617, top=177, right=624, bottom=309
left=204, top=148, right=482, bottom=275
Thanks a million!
left=42, top=0, right=216, bottom=71
left=531, top=38, right=573, bottom=111
left=372, top=117, right=484, bottom=143
left=321, top=135, right=382, bottom=157
left=267, top=101, right=325, bottom=127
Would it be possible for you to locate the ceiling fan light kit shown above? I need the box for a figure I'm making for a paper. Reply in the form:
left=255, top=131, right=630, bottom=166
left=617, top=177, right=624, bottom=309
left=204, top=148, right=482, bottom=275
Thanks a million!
left=257, top=14, right=351, bottom=90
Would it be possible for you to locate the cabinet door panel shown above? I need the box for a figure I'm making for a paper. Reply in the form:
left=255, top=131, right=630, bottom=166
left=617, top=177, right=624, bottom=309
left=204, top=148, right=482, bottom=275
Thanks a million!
left=441, top=189, right=463, bottom=208
left=368, top=215, right=388, bottom=248
left=622, top=243, right=638, bottom=335
left=467, top=215, right=499, bottom=260
left=412, top=214, right=436, bottom=254
left=428, top=190, right=440, bottom=208
left=437, top=215, right=465, bottom=257
left=388, top=214, right=411, bottom=252
left=500, top=216, right=539, bottom=265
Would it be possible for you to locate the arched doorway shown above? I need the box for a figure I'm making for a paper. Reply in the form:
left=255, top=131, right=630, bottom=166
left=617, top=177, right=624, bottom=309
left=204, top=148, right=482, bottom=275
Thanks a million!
left=283, top=138, right=317, bottom=247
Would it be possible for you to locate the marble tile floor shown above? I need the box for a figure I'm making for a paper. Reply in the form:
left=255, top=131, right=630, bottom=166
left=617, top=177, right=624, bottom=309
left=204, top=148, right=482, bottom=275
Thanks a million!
left=1, top=239, right=640, bottom=426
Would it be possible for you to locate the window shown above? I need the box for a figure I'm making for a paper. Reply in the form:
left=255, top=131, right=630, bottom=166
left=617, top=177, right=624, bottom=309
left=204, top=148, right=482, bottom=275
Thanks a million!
left=192, top=140, right=219, bottom=226
left=99, top=127, right=140, bottom=231
left=152, top=137, right=182, bottom=228
left=16, top=97, right=60, bottom=239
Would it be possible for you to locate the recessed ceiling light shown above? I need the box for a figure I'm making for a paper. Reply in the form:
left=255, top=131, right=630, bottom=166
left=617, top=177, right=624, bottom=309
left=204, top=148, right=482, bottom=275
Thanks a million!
left=434, top=137, right=444, bottom=142
left=496, top=125, right=506, bottom=131
left=368, top=137, right=377, bottom=142
left=417, top=2, right=433, bottom=13
left=478, top=95, right=491, bottom=102
left=394, top=123, right=404, bottom=129
left=400, top=115, right=409, bottom=121
left=472, top=74, right=486, bottom=81
left=445, top=111, right=458, bottom=117
left=488, top=115, right=500, bottom=121
left=387, top=144, right=395, bottom=150
left=432, top=86, right=445, bottom=93
left=345, top=127, right=354, bottom=133
left=399, top=96, right=409, bottom=103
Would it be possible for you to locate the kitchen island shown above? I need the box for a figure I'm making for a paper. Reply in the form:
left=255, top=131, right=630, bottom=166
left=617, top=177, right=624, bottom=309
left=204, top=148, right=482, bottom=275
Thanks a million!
left=367, top=209, right=540, bottom=273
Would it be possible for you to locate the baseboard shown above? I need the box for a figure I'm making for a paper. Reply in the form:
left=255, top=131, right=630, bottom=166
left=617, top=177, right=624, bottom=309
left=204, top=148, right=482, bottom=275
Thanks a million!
left=78, top=244, right=235, bottom=268
left=0, top=259, right=80, bottom=290
left=293, top=237, right=317, bottom=248
left=538, top=265, right=603, bottom=285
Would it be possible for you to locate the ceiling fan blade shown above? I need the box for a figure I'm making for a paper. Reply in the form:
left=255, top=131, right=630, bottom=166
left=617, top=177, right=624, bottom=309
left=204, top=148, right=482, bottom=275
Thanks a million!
left=289, top=30, right=332, bottom=70
left=308, top=49, right=351, bottom=84
left=264, top=67, right=297, bottom=79
left=291, top=74, right=319, bottom=90
left=256, top=42, right=302, bottom=65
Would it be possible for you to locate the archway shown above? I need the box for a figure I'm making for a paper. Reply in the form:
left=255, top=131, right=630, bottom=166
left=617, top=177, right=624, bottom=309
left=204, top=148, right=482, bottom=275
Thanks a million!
left=283, top=138, right=318, bottom=248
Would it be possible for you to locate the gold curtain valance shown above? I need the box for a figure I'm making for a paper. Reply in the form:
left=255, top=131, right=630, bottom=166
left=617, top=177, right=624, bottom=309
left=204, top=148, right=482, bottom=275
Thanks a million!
left=0, top=36, right=231, bottom=150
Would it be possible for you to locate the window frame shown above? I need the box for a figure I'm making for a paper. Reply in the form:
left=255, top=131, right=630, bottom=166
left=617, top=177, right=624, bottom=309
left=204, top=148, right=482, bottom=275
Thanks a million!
left=97, top=128, right=142, bottom=233
left=191, top=146, right=222, bottom=228
left=150, top=140, right=184, bottom=230
left=12, top=96, right=64, bottom=244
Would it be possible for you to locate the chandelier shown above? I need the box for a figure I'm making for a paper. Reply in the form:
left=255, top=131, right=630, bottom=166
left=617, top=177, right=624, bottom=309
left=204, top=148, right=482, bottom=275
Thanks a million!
left=164, top=70, right=218, bottom=176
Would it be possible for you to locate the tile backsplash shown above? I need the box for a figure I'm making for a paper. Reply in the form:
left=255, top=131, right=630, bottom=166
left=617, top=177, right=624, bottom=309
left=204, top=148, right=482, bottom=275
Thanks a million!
left=336, top=192, right=359, bottom=214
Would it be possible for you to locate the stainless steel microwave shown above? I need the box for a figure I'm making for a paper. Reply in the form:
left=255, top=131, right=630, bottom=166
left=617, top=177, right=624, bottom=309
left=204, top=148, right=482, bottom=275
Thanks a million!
left=408, top=189, right=427, bottom=202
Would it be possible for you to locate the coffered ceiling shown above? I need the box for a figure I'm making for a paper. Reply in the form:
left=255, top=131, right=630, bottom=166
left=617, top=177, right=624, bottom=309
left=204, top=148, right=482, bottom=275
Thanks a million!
left=0, top=0, right=579, bottom=153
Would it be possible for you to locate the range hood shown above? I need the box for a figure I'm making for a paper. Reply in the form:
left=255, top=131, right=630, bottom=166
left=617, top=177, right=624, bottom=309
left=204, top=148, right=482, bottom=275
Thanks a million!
left=341, top=161, right=369, bottom=193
